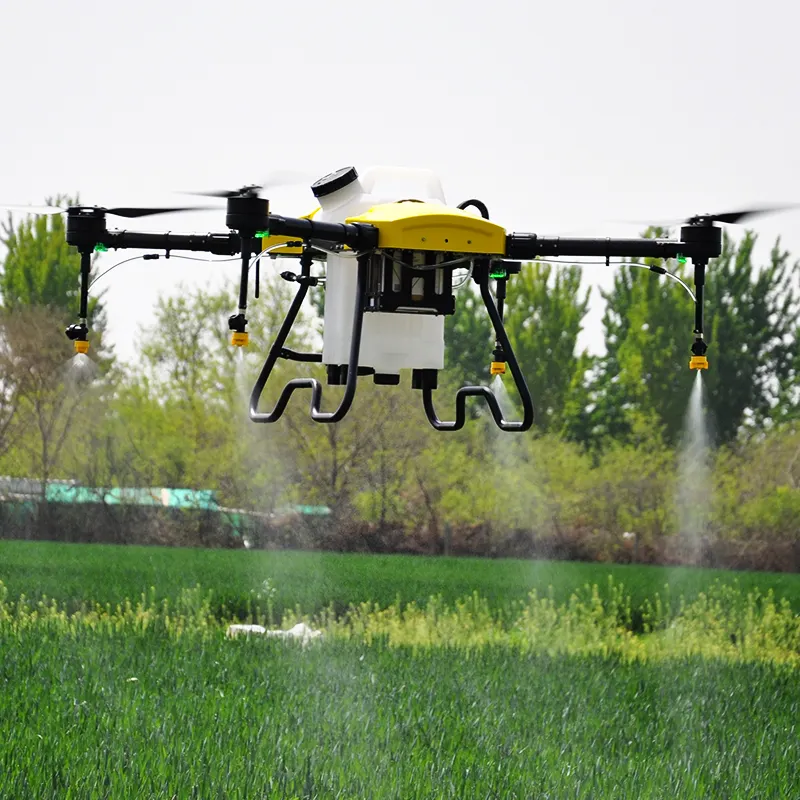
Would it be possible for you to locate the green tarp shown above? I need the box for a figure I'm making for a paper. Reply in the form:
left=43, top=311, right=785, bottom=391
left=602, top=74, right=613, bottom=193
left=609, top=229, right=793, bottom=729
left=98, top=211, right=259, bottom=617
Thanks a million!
left=1, top=478, right=331, bottom=533
left=43, top=485, right=218, bottom=510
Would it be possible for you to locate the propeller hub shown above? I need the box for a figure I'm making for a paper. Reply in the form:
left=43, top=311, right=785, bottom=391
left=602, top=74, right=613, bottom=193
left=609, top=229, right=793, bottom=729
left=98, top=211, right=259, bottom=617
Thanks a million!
left=236, top=185, right=263, bottom=198
left=68, top=206, right=107, bottom=217
left=66, top=209, right=107, bottom=250
left=679, top=223, right=722, bottom=260
left=686, top=214, right=715, bottom=226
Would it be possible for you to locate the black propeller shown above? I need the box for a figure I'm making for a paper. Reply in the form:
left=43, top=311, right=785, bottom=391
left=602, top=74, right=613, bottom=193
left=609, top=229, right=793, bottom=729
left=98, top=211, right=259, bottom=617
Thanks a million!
left=684, top=204, right=800, bottom=225
left=619, top=203, right=800, bottom=229
left=0, top=203, right=214, bottom=218
left=106, top=205, right=217, bottom=218
left=182, top=169, right=319, bottom=200
left=187, top=186, right=263, bottom=199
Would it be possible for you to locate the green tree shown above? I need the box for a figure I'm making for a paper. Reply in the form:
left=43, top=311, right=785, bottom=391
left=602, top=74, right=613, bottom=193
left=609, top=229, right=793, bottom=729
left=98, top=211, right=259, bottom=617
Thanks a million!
left=282, top=379, right=420, bottom=523
left=0, top=305, right=102, bottom=493
left=402, top=418, right=496, bottom=547
left=702, top=232, right=800, bottom=442
left=566, top=227, right=689, bottom=449
left=573, top=229, right=799, bottom=448
left=775, top=323, right=800, bottom=422
left=443, top=282, right=494, bottom=387
left=712, top=421, right=800, bottom=543
left=502, top=261, right=591, bottom=432
left=128, top=272, right=310, bottom=508
left=139, top=286, right=234, bottom=410
left=560, top=352, right=604, bottom=452
left=0, top=199, right=113, bottom=487
left=138, top=274, right=308, bottom=407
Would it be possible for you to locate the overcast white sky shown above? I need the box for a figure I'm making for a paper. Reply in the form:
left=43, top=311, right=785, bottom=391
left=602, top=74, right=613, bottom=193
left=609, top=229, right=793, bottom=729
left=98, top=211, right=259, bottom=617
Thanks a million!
left=1, top=0, right=798, bottom=366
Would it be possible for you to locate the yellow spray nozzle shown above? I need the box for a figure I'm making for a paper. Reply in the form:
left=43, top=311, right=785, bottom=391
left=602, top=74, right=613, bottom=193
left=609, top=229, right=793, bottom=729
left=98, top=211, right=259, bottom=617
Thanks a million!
left=689, top=355, right=708, bottom=370
left=231, top=331, right=249, bottom=347
left=490, top=361, right=506, bottom=376
left=74, top=340, right=89, bottom=355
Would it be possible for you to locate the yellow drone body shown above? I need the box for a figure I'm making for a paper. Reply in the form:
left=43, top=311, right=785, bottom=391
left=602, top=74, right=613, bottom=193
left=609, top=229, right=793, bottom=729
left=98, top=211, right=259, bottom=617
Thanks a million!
left=346, top=201, right=507, bottom=256
left=260, top=200, right=507, bottom=258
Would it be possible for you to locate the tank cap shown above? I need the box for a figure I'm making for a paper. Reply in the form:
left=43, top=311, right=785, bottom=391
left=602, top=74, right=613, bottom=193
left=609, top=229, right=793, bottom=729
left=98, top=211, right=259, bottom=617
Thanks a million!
left=311, top=166, right=359, bottom=198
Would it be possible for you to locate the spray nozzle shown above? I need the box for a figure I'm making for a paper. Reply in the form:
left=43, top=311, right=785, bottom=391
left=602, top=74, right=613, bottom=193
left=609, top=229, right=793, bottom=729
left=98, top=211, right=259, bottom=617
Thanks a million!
left=228, top=313, right=249, bottom=347
left=491, top=343, right=507, bottom=376
left=689, top=337, right=708, bottom=370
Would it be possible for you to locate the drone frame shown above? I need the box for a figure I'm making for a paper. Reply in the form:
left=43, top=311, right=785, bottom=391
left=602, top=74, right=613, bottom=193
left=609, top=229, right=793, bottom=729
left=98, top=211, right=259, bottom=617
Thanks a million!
left=246, top=245, right=536, bottom=432
left=57, top=188, right=726, bottom=434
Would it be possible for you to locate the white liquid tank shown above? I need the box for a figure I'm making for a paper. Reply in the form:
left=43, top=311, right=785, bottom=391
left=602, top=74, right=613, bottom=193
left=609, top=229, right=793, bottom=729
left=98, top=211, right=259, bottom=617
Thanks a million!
left=313, top=166, right=448, bottom=378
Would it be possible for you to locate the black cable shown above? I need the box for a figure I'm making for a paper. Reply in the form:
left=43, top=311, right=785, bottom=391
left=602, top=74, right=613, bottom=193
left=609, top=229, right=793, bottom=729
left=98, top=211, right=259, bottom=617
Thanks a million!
left=88, top=253, right=241, bottom=290
left=456, top=199, right=490, bottom=219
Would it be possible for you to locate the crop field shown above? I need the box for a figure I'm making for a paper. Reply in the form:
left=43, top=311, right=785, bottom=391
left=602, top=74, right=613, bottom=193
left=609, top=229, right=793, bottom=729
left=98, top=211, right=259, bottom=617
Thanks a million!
left=1, top=540, right=799, bottom=797
left=3, top=539, right=800, bottom=622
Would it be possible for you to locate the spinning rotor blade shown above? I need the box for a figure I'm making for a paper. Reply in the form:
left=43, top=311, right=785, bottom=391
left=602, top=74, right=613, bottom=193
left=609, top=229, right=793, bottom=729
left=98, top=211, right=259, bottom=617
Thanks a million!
left=185, top=186, right=262, bottom=199
left=0, top=203, right=213, bottom=218
left=182, top=168, right=319, bottom=199
left=103, top=206, right=215, bottom=218
left=619, top=203, right=800, bottom=228
left=685, top=204, right=800, bottom=225
left=0, top=203, right=68, bottom=215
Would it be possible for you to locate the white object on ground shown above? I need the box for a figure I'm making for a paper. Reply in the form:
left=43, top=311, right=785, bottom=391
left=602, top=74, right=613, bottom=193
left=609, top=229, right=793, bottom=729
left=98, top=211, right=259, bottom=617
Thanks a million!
left=226, top=624, right=267, bottom=637
left=226, top=621, right=323, bottom=645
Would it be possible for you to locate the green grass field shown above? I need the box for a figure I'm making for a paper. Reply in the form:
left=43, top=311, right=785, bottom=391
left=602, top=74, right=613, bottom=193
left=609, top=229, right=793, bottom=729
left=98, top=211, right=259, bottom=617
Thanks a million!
left=2, top=630, right=798, bottom=798
left=1, top=540, right=799, bottom=797
left=2, top=539, right=800, bottom=622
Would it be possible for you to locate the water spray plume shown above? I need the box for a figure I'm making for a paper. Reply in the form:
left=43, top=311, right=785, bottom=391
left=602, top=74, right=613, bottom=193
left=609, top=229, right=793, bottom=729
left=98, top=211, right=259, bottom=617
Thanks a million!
left=488, top=373, right=528, bottom=514
left=675, top=372, right=712, bottom=565
left=491, top=374, right=516, bottom=420
left=63, top=353, right=99, bottom=389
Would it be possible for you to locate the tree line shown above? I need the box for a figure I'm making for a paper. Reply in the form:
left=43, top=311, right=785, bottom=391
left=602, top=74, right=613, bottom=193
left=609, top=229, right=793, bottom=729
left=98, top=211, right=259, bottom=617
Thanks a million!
left=0, top=204, right=797, bottom=568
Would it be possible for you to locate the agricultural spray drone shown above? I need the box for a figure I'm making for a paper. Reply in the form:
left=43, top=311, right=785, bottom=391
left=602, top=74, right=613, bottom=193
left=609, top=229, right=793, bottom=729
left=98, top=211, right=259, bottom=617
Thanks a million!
left=4, top=167, right=796, bottom=433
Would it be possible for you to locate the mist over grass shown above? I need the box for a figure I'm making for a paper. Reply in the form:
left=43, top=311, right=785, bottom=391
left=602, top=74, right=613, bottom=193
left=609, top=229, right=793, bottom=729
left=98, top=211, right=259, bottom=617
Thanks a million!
left=2, top=541, right=799, bottom=797
left=1, top=592, right=798, bottom=797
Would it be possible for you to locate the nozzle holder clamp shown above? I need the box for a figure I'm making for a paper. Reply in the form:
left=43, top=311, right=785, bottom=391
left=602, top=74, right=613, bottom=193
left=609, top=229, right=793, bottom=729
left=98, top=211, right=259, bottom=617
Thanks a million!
left=65, top=322, right=88, bottom=342
left=228, top=312, right=247, bottom=333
